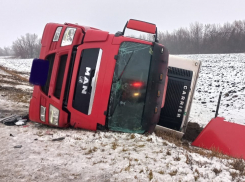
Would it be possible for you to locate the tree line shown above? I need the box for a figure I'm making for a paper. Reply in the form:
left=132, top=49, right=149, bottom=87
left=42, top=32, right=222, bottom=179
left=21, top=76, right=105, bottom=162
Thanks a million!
left=1, top=20, right=245, bottom=58
left=158, top=20, right=245, bottom=54
left=0, top=33, right=41, bottom=58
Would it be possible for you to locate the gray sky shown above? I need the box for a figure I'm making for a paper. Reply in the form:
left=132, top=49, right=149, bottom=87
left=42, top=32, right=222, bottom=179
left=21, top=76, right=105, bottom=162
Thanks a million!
left=0, top=0, right=245, bottom=47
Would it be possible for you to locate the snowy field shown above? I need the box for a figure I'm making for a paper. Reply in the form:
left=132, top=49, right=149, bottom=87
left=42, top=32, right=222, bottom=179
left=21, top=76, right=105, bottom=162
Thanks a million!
left=0, top=57, right=33, bottom=73
left=1, top=54, right=245, bottom=127
left=1, top=122, right=244, bottom=182
left=0, top=54, right=245, bottom=181
left=179, top=53, right=245, bottom=126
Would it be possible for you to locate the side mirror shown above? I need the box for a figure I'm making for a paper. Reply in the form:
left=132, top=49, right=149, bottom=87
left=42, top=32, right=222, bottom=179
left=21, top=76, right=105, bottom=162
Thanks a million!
left=121, top=19, right=158, bottom=42
left=29, top=59, right=49, bottom=86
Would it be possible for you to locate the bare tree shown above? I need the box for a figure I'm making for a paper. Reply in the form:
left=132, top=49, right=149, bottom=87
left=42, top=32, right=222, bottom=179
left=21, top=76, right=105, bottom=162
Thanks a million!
left=0, top=47, right=3, bottom=56
left=189, top=22, right=203, bottom=53
left=158, top=19, right=245, bottom=54
left=12, top=33, right=40, bottom=58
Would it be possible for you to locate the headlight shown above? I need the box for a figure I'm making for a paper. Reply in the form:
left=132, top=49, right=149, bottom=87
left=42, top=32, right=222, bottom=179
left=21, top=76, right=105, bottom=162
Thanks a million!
left=49, top=105, right=59, bottom=126
left=53, top=27, right=62, bottom=41
left=40, top=106, right=46, bottom=122
left=61, top=27, right=76, bottom=46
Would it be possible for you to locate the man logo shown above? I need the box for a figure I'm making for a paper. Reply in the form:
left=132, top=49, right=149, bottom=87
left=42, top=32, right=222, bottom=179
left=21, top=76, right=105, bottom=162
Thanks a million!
left=79, top=76, right=84, bottom=83
left=81, top=67, right=91, bottom=94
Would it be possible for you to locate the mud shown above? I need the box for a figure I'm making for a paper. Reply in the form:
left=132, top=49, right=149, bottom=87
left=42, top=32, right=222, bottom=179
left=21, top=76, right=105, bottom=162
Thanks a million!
left=0, top=65, right=29, bottom=82
left=0, top=85, right=32, bottom=103
left=183, top=122, right=203, bottom=142
left=0, top=66, right=31, bottom=120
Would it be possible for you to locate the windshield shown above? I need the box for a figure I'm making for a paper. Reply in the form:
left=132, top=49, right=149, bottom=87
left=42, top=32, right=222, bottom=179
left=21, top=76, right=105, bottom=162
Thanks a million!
left=108, top=42, right=152, bottom=133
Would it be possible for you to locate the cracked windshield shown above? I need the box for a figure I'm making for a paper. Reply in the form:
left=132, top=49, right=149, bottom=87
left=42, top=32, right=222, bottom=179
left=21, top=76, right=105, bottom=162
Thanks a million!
left=108, top=42, right=152, bottom=133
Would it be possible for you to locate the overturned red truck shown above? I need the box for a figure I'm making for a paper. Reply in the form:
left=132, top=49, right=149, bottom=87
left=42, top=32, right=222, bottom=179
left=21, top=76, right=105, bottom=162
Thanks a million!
left=29, top=19, right=201, bottom=135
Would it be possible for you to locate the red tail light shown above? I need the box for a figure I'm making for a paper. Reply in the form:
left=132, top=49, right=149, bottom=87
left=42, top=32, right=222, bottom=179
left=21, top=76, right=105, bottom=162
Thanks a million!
left=132, top=82, right=143, bottom=87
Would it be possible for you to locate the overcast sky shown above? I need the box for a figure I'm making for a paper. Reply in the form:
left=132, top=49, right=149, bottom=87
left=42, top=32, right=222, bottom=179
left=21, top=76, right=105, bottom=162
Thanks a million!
left=0, top=0, right=245, bottom=47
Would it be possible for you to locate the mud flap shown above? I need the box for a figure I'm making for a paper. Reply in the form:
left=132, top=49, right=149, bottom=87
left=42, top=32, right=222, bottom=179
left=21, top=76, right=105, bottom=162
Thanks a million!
left=192, top=117, right=245, bottom=159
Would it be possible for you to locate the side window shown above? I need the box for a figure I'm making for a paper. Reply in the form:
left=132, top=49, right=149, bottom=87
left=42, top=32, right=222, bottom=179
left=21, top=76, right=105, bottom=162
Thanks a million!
left=54, top=54, right=68, bottom=99
left=72, top=48, right=102, bottom=115
left=41, top=54, right=55, bottom=95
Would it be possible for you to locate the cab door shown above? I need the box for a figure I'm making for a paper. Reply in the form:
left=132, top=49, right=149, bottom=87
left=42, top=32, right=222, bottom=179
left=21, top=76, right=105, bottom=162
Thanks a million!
left=66, top=36, right=118, bottom=130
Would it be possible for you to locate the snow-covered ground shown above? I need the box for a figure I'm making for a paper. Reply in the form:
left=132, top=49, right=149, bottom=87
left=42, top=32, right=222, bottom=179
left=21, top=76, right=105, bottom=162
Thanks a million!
left=0, top=58, right=33, bottom=118
left=0, top=58, right=33, bottom=73
left=1, top=122, right=245, bottom=182
left=0, top=54, right=245, bottom=181
left=1, top=54, right=245, bottom=127
left=178, top=54, right=245, bottom=126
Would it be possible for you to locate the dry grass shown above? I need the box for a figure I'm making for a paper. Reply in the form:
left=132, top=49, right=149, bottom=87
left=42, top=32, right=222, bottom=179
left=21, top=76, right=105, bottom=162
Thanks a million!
left=206, top=147, right=229, bottom=159
left=85, top=147, right=97, bottom=155
left=137, top=144, right=145, bottom=148
left=74, top=136, right=82, bottom=140
left=85, top=149, right=93, bottom=155
left=0, top=65, right=29, bottom=82
left=93, top=160, right=104, bottom=165
left=166, top=149, right=171, bottom=156
left=158, top=170, right=164, bottom=175
left=231, top=159, right=245, bottom=174
left=169, top=170, right=177, bottom=176
left=185, top=153, right=192, bottom=165
left=162, top=141, right=168, bottom=146
left=154, top=125, right=237, bottom=161
left=146, top=138, right=152, bottom=142
left=230, top=171, right=239, bottom=180
left=122, top=148, right=128, bottom=152
left=155, top=130, right=181, bottom=146
left=112, top=141, right=118, bottom=150
left=130, top=134, right=136, bottom=139
left=148, top=170, right=153, bottom=181
left=134, top=158, right=139, bottom=162
left=174, top=153, right=181, bottom=161
left=0, top=65, right=32, bottom=104
left=212, top=168, right=222, bottom=175
left=194, top=169, right=200, bottom=181
left=124, top=162, right=132, bottom=171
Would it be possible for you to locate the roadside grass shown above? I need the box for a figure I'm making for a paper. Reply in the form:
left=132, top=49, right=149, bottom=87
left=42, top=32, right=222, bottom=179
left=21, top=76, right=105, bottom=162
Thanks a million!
left=154, top=129, right=233, bottom=160
left=231, top=159, right=245, bottom=174
left=0, top=85, right=32, bottom=103
left=0, top=65, right=29, bottom=82
left=0, top=65, right=32, bottom=104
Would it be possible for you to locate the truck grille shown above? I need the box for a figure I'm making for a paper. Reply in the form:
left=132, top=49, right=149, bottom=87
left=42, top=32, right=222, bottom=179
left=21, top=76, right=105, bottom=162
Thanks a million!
left=168, top=67, right=192, bottom=81
left=54, top=55, right=68, bottom=99
left=158, top=68, right=192, bottom=131
left=41, top=54, right=55, bottom=95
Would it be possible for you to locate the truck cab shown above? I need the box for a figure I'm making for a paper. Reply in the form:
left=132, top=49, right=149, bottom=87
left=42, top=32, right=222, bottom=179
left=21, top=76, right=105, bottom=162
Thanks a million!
left=29, top=19, right=169, bottom=133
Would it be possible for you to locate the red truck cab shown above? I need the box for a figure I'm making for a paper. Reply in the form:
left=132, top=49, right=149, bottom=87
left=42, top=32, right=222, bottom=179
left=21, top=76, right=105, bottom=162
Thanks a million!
left=29, top=19, right=169, bottom=133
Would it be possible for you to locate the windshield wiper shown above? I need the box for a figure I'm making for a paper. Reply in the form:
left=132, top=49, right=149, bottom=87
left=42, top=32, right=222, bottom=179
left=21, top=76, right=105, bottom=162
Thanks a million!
left=109, top=51, right=134, bottom=117
left=114, top=50, right=134, bottom=83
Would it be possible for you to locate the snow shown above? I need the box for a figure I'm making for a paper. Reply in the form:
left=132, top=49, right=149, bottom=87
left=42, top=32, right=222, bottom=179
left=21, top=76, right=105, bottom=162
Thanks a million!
left=0, top=94, right=29, bottom=118
left=0, top=58, right=33, bottom=73
left=0, top=68, right=10, bottom=75
left=0, top=123, right=243, bottom=181
left=1, top=54, right=244, bottom=127
left=0, top=54, right=245, bottom=181
left=178, top=53, right=245, bottom=126
left=15, top=85, right=33, bottom=90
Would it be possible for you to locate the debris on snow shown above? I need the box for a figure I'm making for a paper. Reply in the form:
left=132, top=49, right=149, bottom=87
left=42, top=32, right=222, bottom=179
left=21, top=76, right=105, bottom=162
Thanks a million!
left=52, top=137, right=66, bottom=141
left=13, top=145, right=22, bottom=148
left=15, top=119, right=27, bottom=126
